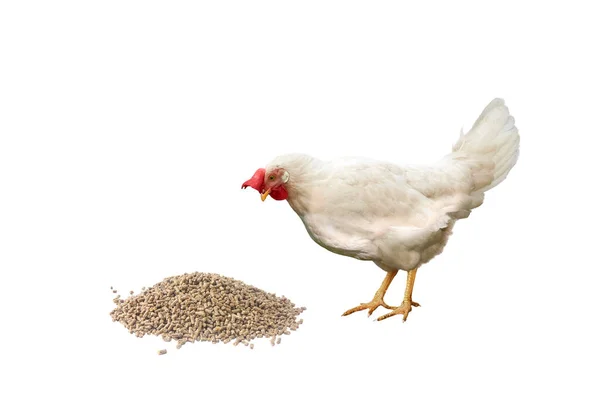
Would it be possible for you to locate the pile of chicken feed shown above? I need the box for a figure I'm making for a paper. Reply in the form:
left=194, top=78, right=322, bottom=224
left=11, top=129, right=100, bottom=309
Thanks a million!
left=110, top=272, right=305, bottom=353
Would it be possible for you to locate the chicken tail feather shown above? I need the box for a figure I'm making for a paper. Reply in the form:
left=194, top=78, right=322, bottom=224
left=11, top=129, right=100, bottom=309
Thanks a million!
left=451, top=98, right=520, bottom=193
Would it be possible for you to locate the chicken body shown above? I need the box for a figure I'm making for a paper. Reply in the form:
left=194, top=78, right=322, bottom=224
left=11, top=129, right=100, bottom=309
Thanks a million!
left=244, top=99, right=520, bottom=321
left=269, top=155, right=457, bottom=272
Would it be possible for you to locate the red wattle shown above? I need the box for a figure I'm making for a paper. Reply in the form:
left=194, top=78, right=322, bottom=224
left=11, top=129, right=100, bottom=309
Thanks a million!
left=270, top=186, right=288, bottom=201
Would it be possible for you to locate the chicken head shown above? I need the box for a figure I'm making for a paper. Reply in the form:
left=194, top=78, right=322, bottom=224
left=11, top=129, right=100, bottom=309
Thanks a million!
left=242, top=167, right=289, bottom=201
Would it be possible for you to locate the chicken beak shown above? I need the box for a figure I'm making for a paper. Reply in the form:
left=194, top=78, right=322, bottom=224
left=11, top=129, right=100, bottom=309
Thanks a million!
left=261, top=188, right=271, bottom=202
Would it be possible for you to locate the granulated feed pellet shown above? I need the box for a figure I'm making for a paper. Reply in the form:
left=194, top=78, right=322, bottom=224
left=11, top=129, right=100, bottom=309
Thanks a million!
left=110, top=272, right=305, bottom=351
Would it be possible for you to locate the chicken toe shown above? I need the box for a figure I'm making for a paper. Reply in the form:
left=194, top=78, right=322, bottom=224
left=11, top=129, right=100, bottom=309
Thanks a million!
left=376, top=269, right=420, bottom=322
left=341, top=271, right=397, bottom=317
left=376, top=300, right=420, bottom=322
left=342, top=298, right=394, bottom=317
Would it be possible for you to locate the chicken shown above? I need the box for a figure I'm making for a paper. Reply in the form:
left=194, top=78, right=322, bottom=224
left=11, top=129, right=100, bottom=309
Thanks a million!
left=241, top=98, right=520, bottom=321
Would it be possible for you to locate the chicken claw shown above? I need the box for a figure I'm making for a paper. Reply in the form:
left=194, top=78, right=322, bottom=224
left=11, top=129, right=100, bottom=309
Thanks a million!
left=377, top=300, right=420, bottom=322
left=342, top=298, right=394, bottom=317
left=376, top=269, right=420, bottom=321
left=341, top=271, right=397, bottom=317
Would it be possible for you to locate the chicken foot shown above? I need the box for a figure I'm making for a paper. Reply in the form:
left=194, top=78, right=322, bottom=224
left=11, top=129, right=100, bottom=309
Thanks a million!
left=341, top=271, right=397, bottom=317
left=377, top=268, right=420, bottom=322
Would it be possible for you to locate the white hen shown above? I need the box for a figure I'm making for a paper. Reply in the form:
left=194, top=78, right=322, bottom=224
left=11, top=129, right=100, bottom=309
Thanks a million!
left=242, top=98, right=520, bottom=321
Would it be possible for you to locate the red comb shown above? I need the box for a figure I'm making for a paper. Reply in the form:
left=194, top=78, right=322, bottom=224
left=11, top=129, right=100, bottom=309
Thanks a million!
left=241, top=168, right=266, bottom=192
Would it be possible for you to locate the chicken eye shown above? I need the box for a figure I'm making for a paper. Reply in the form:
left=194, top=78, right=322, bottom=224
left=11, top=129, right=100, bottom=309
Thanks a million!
left=268, top=175, right=275, bottom=181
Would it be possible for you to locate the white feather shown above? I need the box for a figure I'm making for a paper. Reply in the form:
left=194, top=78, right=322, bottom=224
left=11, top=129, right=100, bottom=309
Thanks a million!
left=264, top=99, right=520, bottom=272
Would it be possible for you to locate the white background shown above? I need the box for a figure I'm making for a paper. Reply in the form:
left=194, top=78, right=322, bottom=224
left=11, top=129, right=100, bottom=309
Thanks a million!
left=1, top=1, right=599, bottom=399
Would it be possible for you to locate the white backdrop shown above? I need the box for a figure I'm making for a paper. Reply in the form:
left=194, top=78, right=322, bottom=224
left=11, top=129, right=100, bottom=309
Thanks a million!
left=1, top=1, right=599, bottom=399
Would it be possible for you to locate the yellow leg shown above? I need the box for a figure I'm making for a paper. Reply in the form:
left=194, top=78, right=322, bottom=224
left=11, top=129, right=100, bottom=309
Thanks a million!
left=342, top=271, right=398, bottom=317
left=377, top=269, right=420, bottom=322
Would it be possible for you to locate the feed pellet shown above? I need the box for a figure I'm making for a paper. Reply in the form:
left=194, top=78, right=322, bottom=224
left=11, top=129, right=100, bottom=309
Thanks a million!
left=110, top=272, right=306, bottom=352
